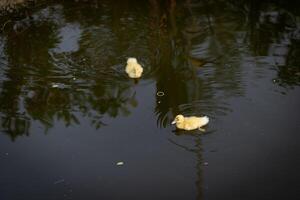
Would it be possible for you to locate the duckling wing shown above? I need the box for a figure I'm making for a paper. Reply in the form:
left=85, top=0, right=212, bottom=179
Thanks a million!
left=139, top=65, right=143, bottom=73
left=136, top=64, right=143, bottom=76
left=125, top=64, right=133, bottom=74
left=126, top=64, right=139, bottom=78
left=184, top=117, right=201, bottom=130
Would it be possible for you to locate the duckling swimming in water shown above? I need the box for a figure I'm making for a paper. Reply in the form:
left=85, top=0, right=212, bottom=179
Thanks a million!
left=125, top=58, right=143, bottom=78
left=171, top=114, right=209, bottom=132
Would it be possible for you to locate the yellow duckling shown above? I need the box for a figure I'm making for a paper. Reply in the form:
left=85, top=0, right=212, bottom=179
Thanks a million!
left=125, top=57, right=143, bottom=78
left=171, top=114, right=209, bottom=132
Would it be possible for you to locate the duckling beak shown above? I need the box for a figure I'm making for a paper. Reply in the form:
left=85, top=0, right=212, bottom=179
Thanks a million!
left=171, top=120, right=176, bottom=125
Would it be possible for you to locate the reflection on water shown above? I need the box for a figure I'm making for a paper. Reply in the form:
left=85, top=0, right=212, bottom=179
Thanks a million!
left=0, top=0, right=300, bottom=199
left=168, top=134, right=204, bottom=200
left=0, top=0, right=299, bottom=138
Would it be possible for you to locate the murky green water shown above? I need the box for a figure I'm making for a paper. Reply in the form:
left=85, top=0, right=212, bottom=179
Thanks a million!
left=0, top=0, right=300, bottom=199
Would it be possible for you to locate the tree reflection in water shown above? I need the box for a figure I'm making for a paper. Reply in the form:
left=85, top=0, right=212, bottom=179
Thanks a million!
left=0, top=0, right=299, bottom=199
left=148, top=1, right=299, bottom=199
left=150, top=0, right=300, bottom=127
left=0, top=1, right=140, bottom=140
left=0, top=0, right=299, bottom=139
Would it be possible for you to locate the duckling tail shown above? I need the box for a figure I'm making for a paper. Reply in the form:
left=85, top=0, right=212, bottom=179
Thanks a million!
left=201, top=116, right=209, bottom=126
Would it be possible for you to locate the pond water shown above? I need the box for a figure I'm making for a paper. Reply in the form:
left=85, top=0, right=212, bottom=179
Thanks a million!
left=0, top=0, right=300, bottom=199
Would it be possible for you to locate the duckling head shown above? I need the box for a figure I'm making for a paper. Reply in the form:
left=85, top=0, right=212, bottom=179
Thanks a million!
left=127, top=57, right=138, bottom=64
left=171, top=114, right=184, bottom=125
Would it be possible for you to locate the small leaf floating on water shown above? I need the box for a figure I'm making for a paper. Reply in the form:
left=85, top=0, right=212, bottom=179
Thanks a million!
left=116, top=161, right=124, bottom=166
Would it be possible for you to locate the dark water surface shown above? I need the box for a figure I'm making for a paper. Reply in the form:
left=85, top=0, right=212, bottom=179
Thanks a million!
left=0, top=0, right=300, bottom=199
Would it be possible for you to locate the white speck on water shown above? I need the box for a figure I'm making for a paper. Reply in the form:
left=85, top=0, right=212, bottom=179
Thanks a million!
left=27, top=91, right=35, bottom=98
left=116, top=161, right=124, bottom=166
left=51, top=83, right=68, bottom=89
left=52, top=84, right=59, bottom=88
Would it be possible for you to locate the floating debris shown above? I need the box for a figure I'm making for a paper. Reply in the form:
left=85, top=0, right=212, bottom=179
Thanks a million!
left=156, top=91, right=165, bottom=97
left=204, top=162, right=209, bottom=166
left=51, top=83, right=68, bottom=89
left=116, top=161, right=124, bottom=166
left=27, top=91, right=35, bottom=99
left=52, top=83, right=59, bottom=88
